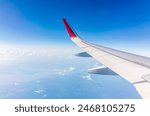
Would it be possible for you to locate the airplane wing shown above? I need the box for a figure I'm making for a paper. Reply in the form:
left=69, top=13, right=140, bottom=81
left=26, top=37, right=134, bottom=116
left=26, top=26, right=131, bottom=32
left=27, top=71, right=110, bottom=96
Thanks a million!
left=62, top=18, right=150, bottom=99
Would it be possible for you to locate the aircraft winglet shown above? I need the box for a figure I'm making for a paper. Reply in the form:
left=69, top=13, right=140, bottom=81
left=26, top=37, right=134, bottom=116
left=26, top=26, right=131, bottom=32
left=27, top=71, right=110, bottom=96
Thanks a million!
left=62, top=18, right=78, bottom=38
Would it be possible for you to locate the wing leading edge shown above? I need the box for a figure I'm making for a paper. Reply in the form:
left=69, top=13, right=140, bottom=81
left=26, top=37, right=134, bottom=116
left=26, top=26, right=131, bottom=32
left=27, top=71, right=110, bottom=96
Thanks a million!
left=62, top=18, right=150, bottom=98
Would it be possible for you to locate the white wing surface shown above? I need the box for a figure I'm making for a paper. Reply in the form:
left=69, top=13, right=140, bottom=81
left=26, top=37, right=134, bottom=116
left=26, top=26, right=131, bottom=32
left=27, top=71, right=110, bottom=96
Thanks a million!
left=63, top=19, right=150, bottom=98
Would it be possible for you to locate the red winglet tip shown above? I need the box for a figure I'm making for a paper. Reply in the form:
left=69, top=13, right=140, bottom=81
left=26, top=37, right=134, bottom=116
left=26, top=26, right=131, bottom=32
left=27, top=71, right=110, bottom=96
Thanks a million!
left=62, top=18, right=77, bottom=38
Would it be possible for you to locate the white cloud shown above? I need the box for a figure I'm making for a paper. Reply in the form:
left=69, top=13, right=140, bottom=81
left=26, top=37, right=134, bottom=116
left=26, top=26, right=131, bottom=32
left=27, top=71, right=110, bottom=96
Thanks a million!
left=94, top=62, right=100, bottom=67
left=82, top=75, right=93, bottom=81
left=34, top=89, right=44, bottom=94
left=69, top=67, right=76, bottom=71
left=58, top=71, right=65, bottom=76
left=42, top=94, right=47, bottom=98
left=57, top=67, right=76, bottom=76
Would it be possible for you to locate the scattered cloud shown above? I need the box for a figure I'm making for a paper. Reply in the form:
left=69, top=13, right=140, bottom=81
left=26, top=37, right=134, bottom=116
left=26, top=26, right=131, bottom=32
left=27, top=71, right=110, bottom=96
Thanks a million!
left=34, top=89, right=44, bottom=94
left=82, top=75, right=93, bottom=81
left=57, top=67, right=76, bottom=76
left=69, top=67, right=76, bottom=70
left=58, top=71, right=65, bottom=76
left=94, top=62, right=101, bottom=67
left=42, top=94, right=47, bottom=98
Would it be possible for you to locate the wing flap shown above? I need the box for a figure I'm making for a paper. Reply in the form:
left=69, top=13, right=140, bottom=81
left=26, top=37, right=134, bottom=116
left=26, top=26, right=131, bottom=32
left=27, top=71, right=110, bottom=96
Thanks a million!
left=135, top=82, right=150, bottom=98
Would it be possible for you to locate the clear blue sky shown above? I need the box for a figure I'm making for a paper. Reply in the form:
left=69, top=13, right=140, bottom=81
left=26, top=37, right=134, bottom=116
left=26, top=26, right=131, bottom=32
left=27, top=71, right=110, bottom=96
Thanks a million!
left=0, top=0, right=150, bottom=49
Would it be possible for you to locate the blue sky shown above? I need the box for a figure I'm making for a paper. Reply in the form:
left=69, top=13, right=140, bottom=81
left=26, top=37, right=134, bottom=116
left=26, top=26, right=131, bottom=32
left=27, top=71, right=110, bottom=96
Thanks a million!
left=0, top=0, right=148, bottom=99
left=0, top=0, right=150, bottom=51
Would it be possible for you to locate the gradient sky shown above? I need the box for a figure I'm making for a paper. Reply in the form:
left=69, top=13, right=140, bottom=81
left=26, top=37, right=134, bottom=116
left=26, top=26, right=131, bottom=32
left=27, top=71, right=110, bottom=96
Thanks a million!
left=0, top=0, right=150, bottom=53
left=0, top=0, right=149, bottom=99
